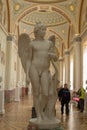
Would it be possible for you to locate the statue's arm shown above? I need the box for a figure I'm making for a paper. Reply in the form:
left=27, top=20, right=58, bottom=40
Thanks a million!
left=48, top=42, right=58, bottom=61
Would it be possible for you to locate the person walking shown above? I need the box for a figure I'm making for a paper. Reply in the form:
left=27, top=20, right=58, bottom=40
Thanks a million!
left=58, top=83, right=71, bottom=115
left=77, top=87, right=85, bottom=112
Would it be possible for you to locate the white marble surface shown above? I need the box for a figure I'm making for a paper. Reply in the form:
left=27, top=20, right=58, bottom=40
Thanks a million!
left=0, top=89, right=5, bottom=114
left=15, top=87, right=20, bottom=102
left=84, top=92, right=87, bottom=113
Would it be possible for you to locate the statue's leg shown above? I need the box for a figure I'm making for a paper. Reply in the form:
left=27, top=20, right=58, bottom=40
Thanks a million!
left=40, top=71, right=49, bottom=120
left=47, top=94, right=57, bottom=120
left=29, top=65, right=42, bottom=121
left=46, top=74, right=57, bottom=120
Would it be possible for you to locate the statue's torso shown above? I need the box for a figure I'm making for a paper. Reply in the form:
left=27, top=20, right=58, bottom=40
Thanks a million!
left=31, top=40, right=51, bottom=73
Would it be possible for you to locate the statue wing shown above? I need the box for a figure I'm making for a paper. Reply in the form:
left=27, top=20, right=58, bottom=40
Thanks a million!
left=18, top=33, right=31, bottom=73
left=48, top=35, right=58, bottom=61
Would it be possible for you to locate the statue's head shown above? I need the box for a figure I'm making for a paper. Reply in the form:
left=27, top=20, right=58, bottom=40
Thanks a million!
left=34, top=22, right=46, bottom=39
left=48, top=35, right=55, bottom=45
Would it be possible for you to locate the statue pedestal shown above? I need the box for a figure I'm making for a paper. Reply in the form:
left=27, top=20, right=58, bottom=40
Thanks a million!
left=27, top=118, right=64, bottom=130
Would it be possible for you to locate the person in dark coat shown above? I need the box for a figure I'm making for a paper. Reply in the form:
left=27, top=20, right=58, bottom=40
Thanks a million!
left=58, top=83, right=71, bottom=115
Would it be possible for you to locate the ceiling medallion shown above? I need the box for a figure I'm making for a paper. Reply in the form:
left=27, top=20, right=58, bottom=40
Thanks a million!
left=69, top=4, right=75, bottom=11
left=14, top=3, right=20, bottom=11
left=24, top=0, right=67, bottom=4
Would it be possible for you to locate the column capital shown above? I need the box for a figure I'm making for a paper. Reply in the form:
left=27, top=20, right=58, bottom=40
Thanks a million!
left=64, top=49, right=70, bottom=55
left=74, top=34, right=81, bottom=42
left=7, top=33, right=17, bottom=43
left=59, top=57, right=63, bottom=61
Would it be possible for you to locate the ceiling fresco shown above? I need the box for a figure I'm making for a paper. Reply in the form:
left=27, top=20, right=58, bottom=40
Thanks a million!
left=1, top=0, right=85, bottom=56
left=9, top=0, right=81, bottom=36
left=22, top=10, right=67, bottom=27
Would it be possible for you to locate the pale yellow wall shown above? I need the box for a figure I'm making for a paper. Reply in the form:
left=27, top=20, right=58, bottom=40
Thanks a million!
left=0, top=25, right=7, bottom=89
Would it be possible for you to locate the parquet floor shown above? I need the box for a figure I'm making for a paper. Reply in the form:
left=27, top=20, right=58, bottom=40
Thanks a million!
left=0, top=95, right=87, bottom=130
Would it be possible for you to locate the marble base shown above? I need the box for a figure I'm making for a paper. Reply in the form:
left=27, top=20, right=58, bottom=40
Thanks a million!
left=15, top=87, right=20, bottom=102
left=27, top=118, right=63, bottom=130
left=27, top=123, right=63, bottom=130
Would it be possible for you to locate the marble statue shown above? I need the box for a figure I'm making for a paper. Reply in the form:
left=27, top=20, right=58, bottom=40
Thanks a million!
left=18, top=22, right=60, bottom=127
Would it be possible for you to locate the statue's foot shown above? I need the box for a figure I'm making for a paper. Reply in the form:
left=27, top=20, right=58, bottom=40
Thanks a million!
left=41, top=112, right=49, bottom=121
left=36, top=116, right=42, bottom=123
left=50, top=117, right=59, bottom=123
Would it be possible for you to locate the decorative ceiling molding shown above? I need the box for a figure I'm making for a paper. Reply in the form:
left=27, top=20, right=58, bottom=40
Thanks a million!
left=21, top=10, right=67, bottom=27
left=24, top=0, right=68, bottom=4
left=16, top=5, right=71, bottom=26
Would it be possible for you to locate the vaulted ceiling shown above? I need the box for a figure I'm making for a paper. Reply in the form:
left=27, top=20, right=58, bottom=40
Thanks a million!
left=1, top=0, right=86, bottom=56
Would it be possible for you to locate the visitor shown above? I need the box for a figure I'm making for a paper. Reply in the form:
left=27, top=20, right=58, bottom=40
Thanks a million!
left=58, top=83, right=71, bottom=115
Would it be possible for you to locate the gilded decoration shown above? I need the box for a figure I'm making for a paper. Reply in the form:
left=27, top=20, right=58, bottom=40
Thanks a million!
left=69, top=4, right=75, bottom=12
left=12, top=0, right=33, bottom=15
left=14, top=3, right=21, bottom=11
left=57, top=0, right=78, bottom=24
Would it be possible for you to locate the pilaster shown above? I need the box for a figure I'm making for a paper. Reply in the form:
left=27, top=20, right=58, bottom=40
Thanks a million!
left=59, top=57, right=63, bottom=86
left=0, top=78, right=5, bottom=114
left=73, top=34, right=82, bottom=91
left=64, top=49, right=70, bottom=85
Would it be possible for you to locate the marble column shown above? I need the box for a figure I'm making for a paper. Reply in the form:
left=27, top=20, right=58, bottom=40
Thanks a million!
left=5, top=34, right=14, bottom=89
left=15, top=57, right=21, bottom=102
left=0, top=89, right=5, bottom=114
left=0, top=78, right=5, bottom=114
left=84, top=92, right=87, bottom=114
left=59, top=57, right=63, bottom=86
left=15, top=84, right=20, bottom=102
left=64, top=49, right=70, bottom=86
left=73, top=35, right=82, bottom=91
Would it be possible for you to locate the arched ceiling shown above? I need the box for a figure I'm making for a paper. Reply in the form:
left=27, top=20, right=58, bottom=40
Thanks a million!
left=6, top=0, right=83, bottom=55
left=22, top=9, right=67, bottom=27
